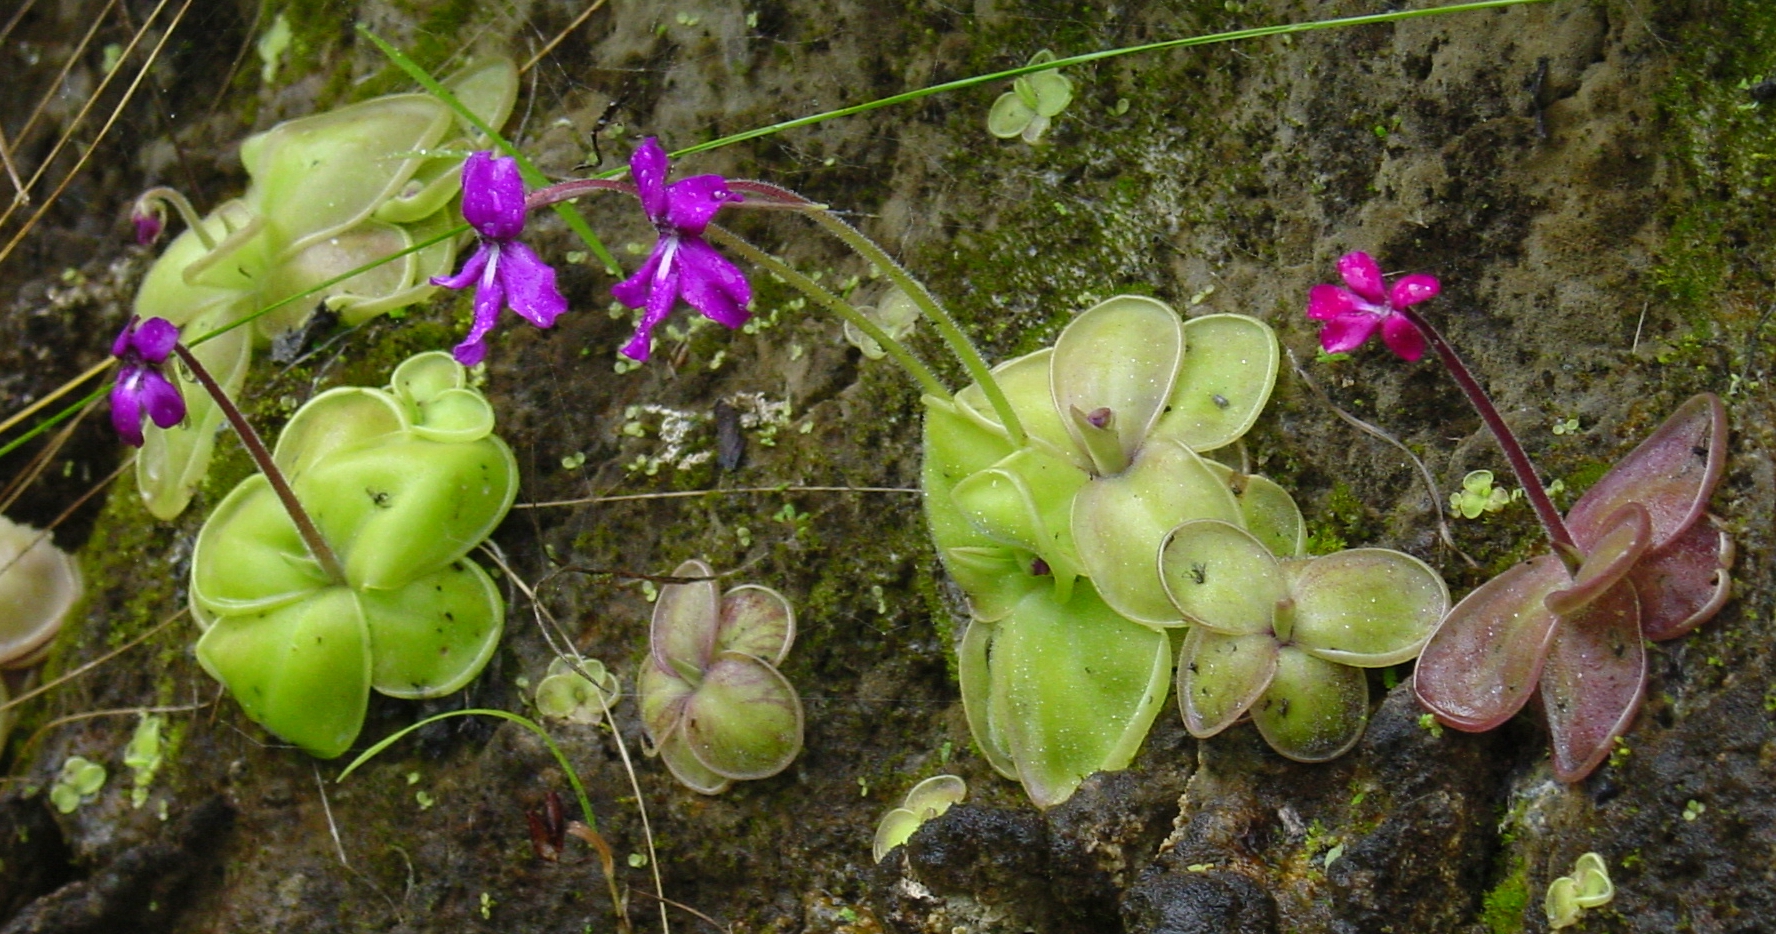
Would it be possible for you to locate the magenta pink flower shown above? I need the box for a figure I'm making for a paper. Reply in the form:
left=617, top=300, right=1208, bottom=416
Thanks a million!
left=430, top=152, right=568, bottom=366
left=109, top=316, right=185, bottom=447
left=611, top=138, right=750, bottom=362
left=1306, top=251, right=1439, bottom=361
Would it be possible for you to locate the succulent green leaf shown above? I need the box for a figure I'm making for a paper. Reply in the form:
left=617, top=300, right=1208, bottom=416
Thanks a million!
left=923, top=397, right=1019, bottom=556
left=1413, top=554, right=1568, bottom=731
left=1545, top=876, right=1582, bottom=929
left=260, top=219, right=414, bottom=337
left=441, top=55, right=521, bottom=137
left=242, top=94, right=452, bottom=261
left=298, top=436, right=518, bottom=589
left=949, top=447, right=1088, bottom=573
left=1072, top=439, right=1241, bottom=626
left=1571, top=852, right=1614, bottom=908
left=1160, top=519, right=1283, bottom=635
left=332, top=206, right=460, bottom=325
left=271, top=387, right=408, bottom=484
left=987, top=92, right=1035, bottom=138
left=941, top=546, right=1040, bottom=623
left=359, top=559, right=504, bottom=698
left=1541, top=581, right=1644, bottom=782
left=1234, top=470, right=1306, bottom=557
left=986, top=581, right=1171, bottom=807
left=679, top=652, right=804, bottom=780
left=194, top=586, right=371, bottom=759
left=954, top=350, right=1079, bottom=465
left=136, top=303, right=252, bottom=520
left=958, top=616, right=1017, bottom=778
left=50, top=757, right=107, bottom=813
left=651, top=559, right=721, bottom=672
left=1285, top=548, right=1449, bottom=667
left=1250, top=646, right=1368, bottom=762
left=715, top=584, right=797, bottom=665
left=406, top=389, right=496, bottom=444
left=1150, top=314, right=1279, bottom=453
left=1177, top=627, right=1278, bottom=737
left=1050, top=296, right=1183, bottom=474
left=190, top=475, right=330, bottom=617
left=1027, top=70, right=1074, bottom=118
left=637, top=656, right=695, bottom=740
left=392, top=349, right=466, bottom=406
left=873, top=808, right=923, bottom=862
left=1564, top=393, right=1727, bottom=552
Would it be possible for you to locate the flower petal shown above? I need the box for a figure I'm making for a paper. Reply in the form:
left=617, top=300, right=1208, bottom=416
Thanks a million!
left=430, top=244, right=491, bottom=292
left=450, top=268, right=505, bottom=367
left=131, top=317, right=181, bottom=363
left=111, top=317, right=136, bottom=359
left=140, top=370, right=187, bottom=429
left=1541, top=581, right=1645, bottom=782
left=1317, top=311, right=1380, bottom=355
left=1379, top=312, right=1426, bottom=361
left=497, top=241, right=568, bottom=328
left=619, top=259, right=680, bottom=362
left=1306, top=284, right=1359, bottom=321
left=663, top=174, right=741, bottom=234
left=610, top=242, right=666, bottom=309
left=673, top=237, right=751, bottom=327
left=1337, top=251, right=1387, bottom=304
left=460, top=152, right=527, bottom=240
left=630, top=137, right=670, bottom=220
left=110, top=372, right=145, bottom=447
left=1389, top=273, right=1440, bottom=307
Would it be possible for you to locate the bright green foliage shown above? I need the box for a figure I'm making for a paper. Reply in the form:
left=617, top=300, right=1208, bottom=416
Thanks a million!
left=925, top=295, right=1451, bottom=804
left=639, top=560, right=804, bottom=794
left=132, top=57, right=519, bottom=520
left=123, top=713, right=166, bottom=808
left=1450, top=469, right=1513, bottom=519
left=1546, top=851, right=1614, bottom=928
left=49, top=756, right=107, bottom=813
left=873, top=774, right=967, bottom=862
left=987, top=50, right=1075, bottom=144
left=190, top=351, right=518, bottom=758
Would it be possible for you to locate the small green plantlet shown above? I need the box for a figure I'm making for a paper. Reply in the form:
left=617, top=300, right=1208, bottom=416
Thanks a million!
left=123, top=713, right=166, bottom=809
left=1547, top=851, right=1614, bottom=928
left=1450, top=469, right=1513, bottom=519
left=49, top=756, right=106, bottom=814
left=842, top=287, right=919, bottom=360
left=986, top=50, right=1075, bottom=144
left=1552, top=416, right=1581, bottom=435
left=1416, top=712, right=1445, bottom=738
left=1683, top=799, right=1705, bottom=821
left=1607, top=737, right=1630, bottom=768
left=638, top=560, right=804, bottom=794
left=534, top=657, right=620, bottom=725
left=479, top=892, right=495, bottom=920
left=872, top=775, right=967, bottom=862
left=190, top=351, right=518, bottom=758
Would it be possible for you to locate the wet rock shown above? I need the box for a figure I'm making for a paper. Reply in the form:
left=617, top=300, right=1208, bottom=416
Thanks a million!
left=1120, top=867, right=1277, bottom=934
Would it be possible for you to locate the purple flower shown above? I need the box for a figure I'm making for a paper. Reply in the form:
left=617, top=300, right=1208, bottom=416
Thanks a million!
left=1305, top=251, right=1439, bottom=361
left=131, top=202, right=164, bottom=246
left=611, top=138, right=750, bottom=362
left=109, top=316, right=185, bottom=447
left=430, top=152, right=568, bottom=367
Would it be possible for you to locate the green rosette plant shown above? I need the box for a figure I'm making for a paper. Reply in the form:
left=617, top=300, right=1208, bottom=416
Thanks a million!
left=189, top=351, right=518, bottom=758
left=924, top=295, right=1285, bottom=805
left=1161, top=519, right=1448, bottom=761
left=130, top=57, right=519, bottom=520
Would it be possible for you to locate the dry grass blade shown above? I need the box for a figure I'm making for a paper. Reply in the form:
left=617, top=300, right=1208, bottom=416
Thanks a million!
left=0, top=612, right=182, bottom=715
left=520, top=0, right=610, bottom=74
left=0, top=0, right=193, bottom=273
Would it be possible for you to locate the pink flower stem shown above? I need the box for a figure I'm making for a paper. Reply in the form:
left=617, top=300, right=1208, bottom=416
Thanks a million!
left=1394, top=305, right=1579, bottom=560
left=524, top=178, right=635, bottom=211
left=172, top=344, right=346, bottom=584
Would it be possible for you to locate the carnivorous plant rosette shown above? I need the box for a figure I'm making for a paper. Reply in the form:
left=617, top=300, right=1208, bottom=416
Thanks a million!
left=923, top=295, right=1286, bottom=806
left=189, top=351, right=518, bottom=758
left=1414, top=394, right=1731, bottom=780
left=128, top=57, right=518, bottom=520
left=639, top=560, right=804, bottom=794
left=1162, top=519, right=1448, bottom=761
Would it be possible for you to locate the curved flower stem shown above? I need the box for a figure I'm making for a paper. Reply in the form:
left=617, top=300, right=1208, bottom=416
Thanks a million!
left=1395, top=305, right=1577, bottom=561
left=524, top=178, right=635, bottom=210
left=704, top=226, right=951, bottom=399
left=800, top=209, right=1027, bottom=446
left=171, top=344, right=346, bottom=584
left=137, top=186, right=213, bottom=249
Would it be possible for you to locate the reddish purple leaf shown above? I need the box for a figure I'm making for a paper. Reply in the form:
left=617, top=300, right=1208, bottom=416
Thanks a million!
left=1565, top=394, right=1726, bottom=551
left=1631, top=519, right=1734, bottom=641
left=1545, top=504, right=1650, bottom=617
left=1414, top=554, right=1568, bottom=731
left=1540, top=581, right=1645, bottom=782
